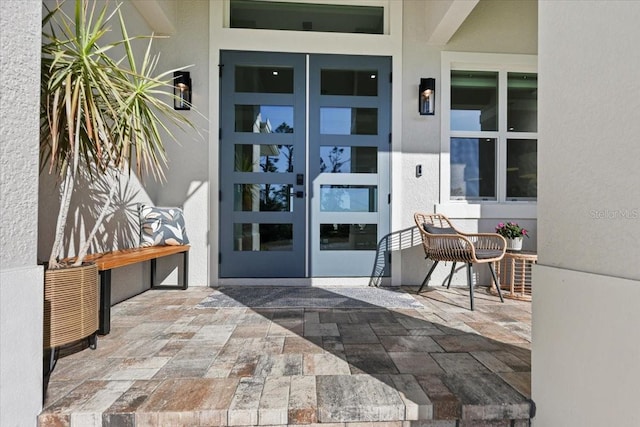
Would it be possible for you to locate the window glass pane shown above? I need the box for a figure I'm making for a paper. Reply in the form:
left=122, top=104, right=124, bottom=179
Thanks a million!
left=320, top=108, right=377, bottom=135
left=235, top=144, right=294, bottom=173
left=320, top=185, right=377, bottom=212
left=235, top=105, right=294, bottom=133
left=234, top=184, right=293, bottom=211
left=507, top=139, right=537, bottom=199
left=319, top=146, right=377, bottom=173
left=236, top=66, right=294, bottom=93
left=508, top=72, right=537, bottom=132
left=230, top=0, right=384, bottom=34
left=234, top=223, right=293, bottom=251
left=320, top=224, right=377, bottom=250
left=451, top=71, right=498, bottom=131
left=450, top=137, right=496, bottom=199
left=321, top=70, right=378, bottom=96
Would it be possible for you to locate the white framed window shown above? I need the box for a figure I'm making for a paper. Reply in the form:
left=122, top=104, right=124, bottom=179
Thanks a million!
left=440, top=52, right=538, bottom=208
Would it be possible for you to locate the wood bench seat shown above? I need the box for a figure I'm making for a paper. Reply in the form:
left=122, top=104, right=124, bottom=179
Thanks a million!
left=83, top=245, right=190, bottom=335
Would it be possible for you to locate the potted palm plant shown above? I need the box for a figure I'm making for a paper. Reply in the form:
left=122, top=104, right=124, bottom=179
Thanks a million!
left=41, top=0, right=194, bottom=363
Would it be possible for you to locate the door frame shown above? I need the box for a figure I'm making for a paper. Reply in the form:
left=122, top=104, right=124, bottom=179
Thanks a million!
left=209, top=0, right=403, bottom=286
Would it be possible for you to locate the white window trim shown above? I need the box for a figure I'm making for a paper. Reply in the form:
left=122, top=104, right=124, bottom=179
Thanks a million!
left=437, top=52, right=538, bottom=219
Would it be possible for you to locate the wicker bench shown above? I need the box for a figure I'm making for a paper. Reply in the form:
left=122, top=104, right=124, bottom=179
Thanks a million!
left=83, top=245, right=190, bottom=335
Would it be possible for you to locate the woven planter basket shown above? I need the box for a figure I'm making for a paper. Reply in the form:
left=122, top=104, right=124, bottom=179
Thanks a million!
left=43, top=263, right=99, bottom=349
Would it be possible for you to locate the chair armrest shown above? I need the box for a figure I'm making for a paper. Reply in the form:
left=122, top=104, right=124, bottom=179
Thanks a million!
left=463, top=233, right=507, bottom=250
left=463, top=233, right=507, bottom=262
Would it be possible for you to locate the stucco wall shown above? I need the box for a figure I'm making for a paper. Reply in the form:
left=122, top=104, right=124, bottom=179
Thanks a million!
left=1, top=3, right=41, bottom=268
left=38, top=0, right=158, bottom=254
left=0, top=1, right=44, bottom=426
left=537, top=1, right=640, bottom=280
left=534, top=1, right=640, bottom=425
left=38, top=0, right=156, bottom=304
left=399, top=0, right=539, bottom=286
left=447, top=0, right=537, bottom=54
left=151, top=0, right=210, bottom=287
left=38, top=0, right=207, bottom=303
left=35, top=0, right=539, bottom=290
left=533, top=266, right=640, bottom=426
left=399, top=0, right=446, bottom=284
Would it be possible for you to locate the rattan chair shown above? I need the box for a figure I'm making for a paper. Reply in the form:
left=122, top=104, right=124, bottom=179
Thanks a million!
left=414, top=212, right=506, bottom=310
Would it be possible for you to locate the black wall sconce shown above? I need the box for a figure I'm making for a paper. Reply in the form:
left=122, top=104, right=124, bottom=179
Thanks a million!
left=174, top=71, right=191, bottom=110
left=419, top=78, right=435, bottom=115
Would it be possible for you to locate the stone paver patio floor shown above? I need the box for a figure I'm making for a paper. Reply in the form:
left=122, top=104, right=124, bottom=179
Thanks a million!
left=39, top=285, right=532, bottom=426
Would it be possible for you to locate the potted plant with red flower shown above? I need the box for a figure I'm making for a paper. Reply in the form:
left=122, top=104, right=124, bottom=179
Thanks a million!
left=495, top=222, right=529, bottom=251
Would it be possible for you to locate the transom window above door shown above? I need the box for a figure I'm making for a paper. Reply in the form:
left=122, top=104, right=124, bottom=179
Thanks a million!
left=229, top=0, right=385, bottom=34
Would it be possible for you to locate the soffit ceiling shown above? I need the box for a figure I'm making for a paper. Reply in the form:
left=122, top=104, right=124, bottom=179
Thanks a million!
left=131, top=0, right=479, bottom=44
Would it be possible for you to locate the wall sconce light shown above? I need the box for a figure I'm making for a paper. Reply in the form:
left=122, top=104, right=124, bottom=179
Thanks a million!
left=174, top=71, right=191, bottom=110
left=419, top=78, right=435, bottom=115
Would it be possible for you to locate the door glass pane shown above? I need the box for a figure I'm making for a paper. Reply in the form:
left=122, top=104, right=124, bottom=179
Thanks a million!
left=507, top=139, right=537, bottom=199
left=321, top=70, right=378, bottom=96
left=235, top=105, right=294, bottom=133
left=451, top=71, right=498, bottom=131
left=320, top=224, right=377, bottom=250
left=230, top=0, right=384, bottom=35
left=320, top=108, right=377, bottom=135
left=319, top=146, right=377, bottom=173
left=320, top=185, right=377, bottom=212
left=236, top=66, right=294, bottom=93
left=450, top=137, right=496, bottom=199
left=234, top=184, right=294, bottom=211
left=508, top=72, right=537, bottom=132
left=235, top=144, right=294, bottom=173
left=234, top=223, right=293, bottom=251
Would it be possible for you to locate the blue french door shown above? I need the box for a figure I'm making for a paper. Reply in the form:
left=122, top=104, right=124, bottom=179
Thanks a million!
left=219, top=51, right=390, bottom=278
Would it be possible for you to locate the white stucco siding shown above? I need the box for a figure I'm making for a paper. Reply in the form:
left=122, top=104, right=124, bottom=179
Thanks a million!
left=0, top=267, right=44, bottom=427
left=537, top=1, right=640, bottom=280
left=35, top=0, right=540, bottom=288
left=151, top=0, right=211, bottom=287
left=399, top=0, right=538, bottom=286
left=38, top=0, right=190, bottom=298
left=38, top=0, right=158, bottom=263
left=1, top=2, right=41, bottom=269
left=446, top=0, right=538, bottom=54
left=535, top=1, right=640, bottom=426
left=1, top=1, right=44, bottom=426
left=398, top=0, right=443, bottom=285
left=533, top=267, right=640, bottom=426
